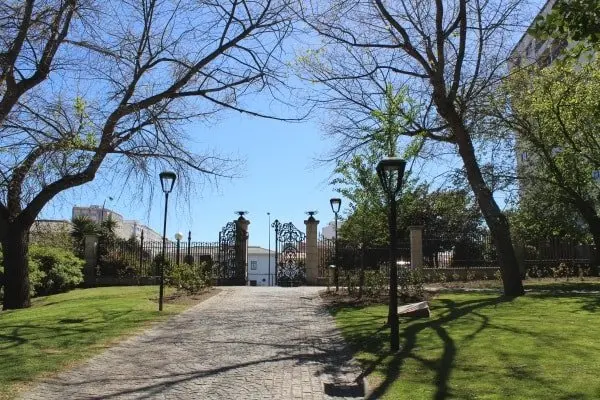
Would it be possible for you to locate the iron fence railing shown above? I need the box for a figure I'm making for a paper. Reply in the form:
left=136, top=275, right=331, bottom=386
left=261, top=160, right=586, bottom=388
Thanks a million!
left=422, top=232, right=497, bottom=268
left=98, top=239, right=219, bottom=278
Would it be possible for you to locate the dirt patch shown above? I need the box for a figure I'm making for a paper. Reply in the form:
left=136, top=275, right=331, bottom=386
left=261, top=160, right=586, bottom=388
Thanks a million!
left=319, top=289, right=435, bottom=308
left=164, top=287, right=221, bottom=305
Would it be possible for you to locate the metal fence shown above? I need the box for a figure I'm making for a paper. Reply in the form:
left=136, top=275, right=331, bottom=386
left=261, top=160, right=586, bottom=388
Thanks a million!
left=423, top=232, right=497, bottom=268
left=317, top=235, right=411, bottom=277
left=98, top=239, right=219, bottom=278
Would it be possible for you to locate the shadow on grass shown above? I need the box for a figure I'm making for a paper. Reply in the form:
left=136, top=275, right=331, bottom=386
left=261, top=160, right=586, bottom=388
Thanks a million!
left=339, top=291, right=600, bottom=400
left=355, top=295, right=515, bottom=400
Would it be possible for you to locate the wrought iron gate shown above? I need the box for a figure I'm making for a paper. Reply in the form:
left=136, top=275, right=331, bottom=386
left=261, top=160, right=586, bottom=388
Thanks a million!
left=215, top=221, right=245, bottom=285
left=273, top=221, right=306, bottom=286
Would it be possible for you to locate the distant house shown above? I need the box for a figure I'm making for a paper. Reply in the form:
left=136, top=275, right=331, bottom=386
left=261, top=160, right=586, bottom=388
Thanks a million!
left=247, top=246, right=276, bottom=286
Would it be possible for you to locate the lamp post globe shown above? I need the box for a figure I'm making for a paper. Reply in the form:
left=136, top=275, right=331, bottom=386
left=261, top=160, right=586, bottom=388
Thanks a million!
left=376, top=157, right=407, bottom=353
left=329, top=197, right=342, bottom=292
left=158, top=171, right=176, bottom=311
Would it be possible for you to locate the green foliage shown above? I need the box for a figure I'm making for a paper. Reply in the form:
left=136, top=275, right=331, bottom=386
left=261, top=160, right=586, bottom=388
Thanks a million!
left=1, top=246, right=82, bottom=300
left=504, top=56, right=600, bottom=243
left=165, top=262, right=211, bottom=294
left=71, top=215, right=98, bottom=256
left=398, top=266, right=425, bottom=302
left=531, top=0, right=600, bottom=48
left=28, top=246, right=84, bottom=296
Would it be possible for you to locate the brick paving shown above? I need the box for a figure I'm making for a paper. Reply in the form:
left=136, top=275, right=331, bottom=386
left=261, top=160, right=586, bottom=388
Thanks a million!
left=22, top=287, right=364, bottom=399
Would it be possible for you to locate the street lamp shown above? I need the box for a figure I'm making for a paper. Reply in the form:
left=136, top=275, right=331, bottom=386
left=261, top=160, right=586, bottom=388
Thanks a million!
left=330, top=197, right=341, bottom=292
left=158, top=171, right=176, bottom=311
left=175, top=232, right=183, bottom=266
left=376, top=157, right=406, bottom=352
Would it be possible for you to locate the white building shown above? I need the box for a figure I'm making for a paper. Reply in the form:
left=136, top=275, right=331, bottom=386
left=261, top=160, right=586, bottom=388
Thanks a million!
left=247, top=246, right=276, bottom=286
left=72, top=205, right=162, bottom=241
left=321, top=220, right=343, bottom=239
left=117, top=220, right=163, bottom=242
left=508, top=0, right=565, bottom=72
left=72, top=205, right=124, bottom=224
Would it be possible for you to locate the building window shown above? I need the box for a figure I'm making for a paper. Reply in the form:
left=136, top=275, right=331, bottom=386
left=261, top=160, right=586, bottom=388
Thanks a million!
left=250, top=260, right=258, bottom=270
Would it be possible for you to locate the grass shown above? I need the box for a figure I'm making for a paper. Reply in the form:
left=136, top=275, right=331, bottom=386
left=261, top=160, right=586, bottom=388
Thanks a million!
left=332, top=290, right=600, bottom=399
left=0, top=286, right=208, bottom=400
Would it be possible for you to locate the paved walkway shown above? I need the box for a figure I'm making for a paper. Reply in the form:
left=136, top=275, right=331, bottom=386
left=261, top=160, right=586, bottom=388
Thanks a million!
left=22, top=287, right=364, bottom=400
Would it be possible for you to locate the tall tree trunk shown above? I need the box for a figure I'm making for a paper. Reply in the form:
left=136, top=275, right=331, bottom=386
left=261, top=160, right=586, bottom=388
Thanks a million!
left=579, top=209, right=600, bottom=276
left=438, top=99, right=524, bottom=296
left=2, top=224, right=31, bottom=310
left=358, top=245, right=365, bottom=299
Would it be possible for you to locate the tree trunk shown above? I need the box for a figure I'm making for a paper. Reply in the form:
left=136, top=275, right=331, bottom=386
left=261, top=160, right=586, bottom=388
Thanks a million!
left=438, top=100, right=524, bottom=296
left=2, top=224, right=31, bottom=310
left=358, top=245, right=365, bottom=299
left=585, top=217, right=600, bottom=276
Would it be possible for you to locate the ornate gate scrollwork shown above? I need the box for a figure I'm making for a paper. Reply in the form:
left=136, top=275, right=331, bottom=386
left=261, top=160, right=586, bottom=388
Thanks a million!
left=216, top=221, right=245, bottom=285
left=273, top=221, right=306, bottom=286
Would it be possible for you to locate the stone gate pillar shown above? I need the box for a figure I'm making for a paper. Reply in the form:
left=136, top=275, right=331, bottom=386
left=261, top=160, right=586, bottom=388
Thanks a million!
left=409, top=226, right=424, bottom=269
left=235, top=215, right=250, bottom=285
left=83, top=234, right=98, bottom=286
left=304, top=215, right=319, bottom=285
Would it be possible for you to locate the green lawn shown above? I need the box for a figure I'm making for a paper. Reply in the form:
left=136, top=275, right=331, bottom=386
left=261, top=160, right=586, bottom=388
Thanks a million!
left=333, top=291, right=600, bottom=399
left=0, top=286, right=200, bottom=400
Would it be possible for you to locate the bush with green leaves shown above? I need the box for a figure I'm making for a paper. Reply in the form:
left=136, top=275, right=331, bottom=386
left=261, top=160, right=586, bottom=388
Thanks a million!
left=1, top=245, right=83, bottom=300
left=29, top=246, right=84, bottom=295
left=166, top=262, right=211, bottom=294
left=398, top=266, right=425, bottom=302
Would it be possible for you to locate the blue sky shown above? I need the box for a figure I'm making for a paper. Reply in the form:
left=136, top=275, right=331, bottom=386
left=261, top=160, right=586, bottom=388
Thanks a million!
left=40, top=110, right=345, bottom=249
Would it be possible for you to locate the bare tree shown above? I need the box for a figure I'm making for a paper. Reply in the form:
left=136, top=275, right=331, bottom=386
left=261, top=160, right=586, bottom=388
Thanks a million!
left=0, top=0, right=297, bottom=309
left=296, top=0, right=528, bottom=296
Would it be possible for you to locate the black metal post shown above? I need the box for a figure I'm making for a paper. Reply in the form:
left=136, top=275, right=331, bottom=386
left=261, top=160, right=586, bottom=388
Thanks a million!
left=139, top=230, right=144, bottom=274
left=268, top=212, right=271, bottom=286
left=159, top=192, right=170, bottom=312
left=388, top=195, right=399, bottom=352
left=273, top=220, right=279, bottom=286
left=176, top=238, right=181, bottom=266
left=334, top=212, right=339, bottom=292
left=187, top=231, right=191, bottom=259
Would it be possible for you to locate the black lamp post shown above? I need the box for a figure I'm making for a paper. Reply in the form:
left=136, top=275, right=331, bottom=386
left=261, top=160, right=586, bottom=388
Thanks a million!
left=376, top=157, right=406, bottom=352
left=159, top=171, right=176, bottom=311
left=329, top=197, right=341, bottom=292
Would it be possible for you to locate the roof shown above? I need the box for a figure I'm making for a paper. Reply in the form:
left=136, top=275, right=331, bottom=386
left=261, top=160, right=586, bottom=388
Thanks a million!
left=247, top=246, right=274, bottom=255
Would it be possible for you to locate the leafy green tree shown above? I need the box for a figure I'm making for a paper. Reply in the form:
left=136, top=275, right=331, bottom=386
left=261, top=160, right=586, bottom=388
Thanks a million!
left=298, top=0, right=526, bottom=296
left=531, top=0, right=600, bottom=48
left=1, top=0, right=297, bottom=309
left=498, top=57, right=600, bottom=257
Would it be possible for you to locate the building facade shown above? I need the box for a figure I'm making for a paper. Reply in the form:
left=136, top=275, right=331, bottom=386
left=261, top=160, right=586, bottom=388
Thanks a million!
left=72, top=205, right=162, bottom=241
left=72, top=205, right=124, bottom=224
left=247, top=246, right=276, bottom=286
left=508, top=0, right=565, bottom=71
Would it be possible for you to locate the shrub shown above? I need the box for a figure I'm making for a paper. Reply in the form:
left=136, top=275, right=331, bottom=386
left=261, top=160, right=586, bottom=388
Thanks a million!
left=398, top=266, right=425, bottom=302
left=166, top=262, right=211, bottom=293
left=29, top=245, right=84, bottom=295
left=1, top=245, right=83, bottom=300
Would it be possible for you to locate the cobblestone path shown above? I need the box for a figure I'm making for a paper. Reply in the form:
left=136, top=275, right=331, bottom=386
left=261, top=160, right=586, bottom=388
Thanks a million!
left=22, top=287, right=364, bottom=399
